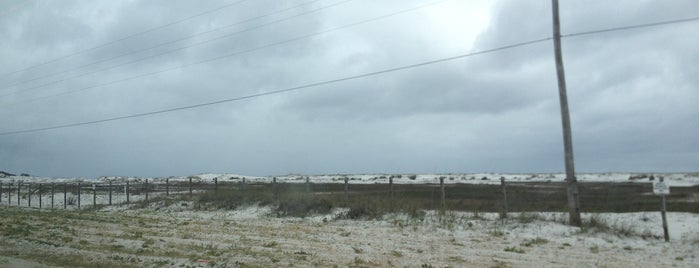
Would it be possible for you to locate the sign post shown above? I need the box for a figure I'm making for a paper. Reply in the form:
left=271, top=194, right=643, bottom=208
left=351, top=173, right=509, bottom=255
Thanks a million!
left=653, top=178, right=670, bottom=242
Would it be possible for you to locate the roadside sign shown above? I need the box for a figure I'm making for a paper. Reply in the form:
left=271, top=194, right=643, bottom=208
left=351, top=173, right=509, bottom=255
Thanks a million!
left=653, top=180, right=670, bottom=195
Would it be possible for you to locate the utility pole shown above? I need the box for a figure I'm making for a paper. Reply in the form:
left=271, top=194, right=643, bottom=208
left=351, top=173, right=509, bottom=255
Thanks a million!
left=551, top=0, right=581, bottom=227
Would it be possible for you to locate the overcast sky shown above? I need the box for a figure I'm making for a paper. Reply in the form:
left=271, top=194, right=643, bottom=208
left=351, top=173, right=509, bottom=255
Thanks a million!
left=0, top=0, right=697, bottom=178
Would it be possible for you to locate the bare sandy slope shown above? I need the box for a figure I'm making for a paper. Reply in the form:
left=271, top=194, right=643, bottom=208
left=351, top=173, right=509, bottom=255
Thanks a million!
left=0, top=256, right=61, bottom=268
left=0, top=204, right=697, bottom=267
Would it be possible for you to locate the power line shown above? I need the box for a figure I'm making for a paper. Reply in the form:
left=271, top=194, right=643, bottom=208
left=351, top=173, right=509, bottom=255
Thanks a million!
left=0, top=0, right=249, bottom=78
left=0, top=0, right=354, bottom=96
left=1, top=15, right=696, bottom=135
left=6, top=9, right=694, bottom=101
left=0, top=38, right=551, bottom=136
left=562, top=16, right=699, bottom=37
left=2, top=0, right=446, bottom=105
left=3, top=0, right=325, bottom=89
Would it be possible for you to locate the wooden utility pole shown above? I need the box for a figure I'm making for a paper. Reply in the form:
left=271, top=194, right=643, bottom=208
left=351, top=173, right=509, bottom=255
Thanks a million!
left=552, top=0, right=581, bottom=227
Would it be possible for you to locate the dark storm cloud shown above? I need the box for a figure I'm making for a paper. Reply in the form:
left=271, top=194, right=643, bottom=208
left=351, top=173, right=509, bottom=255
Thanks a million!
left=0, top=0, right=697, bottom=177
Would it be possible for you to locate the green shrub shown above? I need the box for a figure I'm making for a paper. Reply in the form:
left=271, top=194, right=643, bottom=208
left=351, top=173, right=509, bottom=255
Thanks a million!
left=520, top=237, right=548, bottom=247
left=504, top=246, right=525, bottom=254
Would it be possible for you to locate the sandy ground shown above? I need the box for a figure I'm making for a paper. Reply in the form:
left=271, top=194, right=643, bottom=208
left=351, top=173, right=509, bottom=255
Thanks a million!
left=0, top=256, right=60, bottom=268
left=1, top=203, right=697, bottom=268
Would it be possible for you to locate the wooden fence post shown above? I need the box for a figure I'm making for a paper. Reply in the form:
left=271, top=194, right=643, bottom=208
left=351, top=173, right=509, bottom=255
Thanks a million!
left=27, top=183, right=32, bottom=207
left=500, top=177, right=508, bottom=219
left=126, top=181, right=130, bottom=204
left=241, top=177, right=246, bottom=191
left=440, top=177, right=445, bottom=209
left=165, top=178, right=169, bottom=196
left=63, top=183, right=67, bottom=209
left=92, top=183, right=97, bottom=206
left=658, top=177, right=670, bottom=242
left=108, top=180, right=112, bottom=205
left=344, top=177, right=349, bottom=204
left=77, top=182, right=81, bottom=210
left=51, top=183, right=55, bottom=210
left=214, top=177, right=218, bottom=192
left=17, top=181, right=21, bottom=206
left=389, top=177, right=394, bottom=200
left=39, top=184, right=42, bottom=209
left=661, top=193, right=669, bottom=242
left=306, top=177, right=310, bottom=193
left=145, top=179, right=149, bottom=201
left=273, top=177, right=278, bottom=201
left=189, top=177, right=193, bottom=197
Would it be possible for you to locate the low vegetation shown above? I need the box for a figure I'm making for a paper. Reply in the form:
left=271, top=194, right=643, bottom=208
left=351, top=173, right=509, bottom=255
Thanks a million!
left=0, top=180, right=696, bottom=267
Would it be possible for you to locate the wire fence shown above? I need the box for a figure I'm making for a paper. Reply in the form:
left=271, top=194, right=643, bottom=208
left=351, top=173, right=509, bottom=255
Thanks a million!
left=0, top=178, right=697, bottom=213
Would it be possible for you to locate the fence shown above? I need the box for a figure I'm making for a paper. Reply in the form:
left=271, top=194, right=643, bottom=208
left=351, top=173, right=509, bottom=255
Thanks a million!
left=0, top=177, right=697, bottom=213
